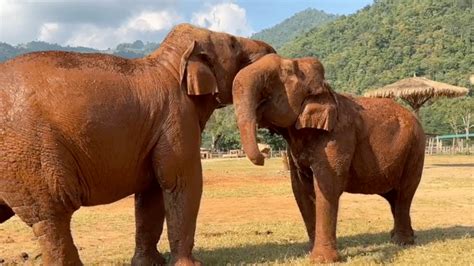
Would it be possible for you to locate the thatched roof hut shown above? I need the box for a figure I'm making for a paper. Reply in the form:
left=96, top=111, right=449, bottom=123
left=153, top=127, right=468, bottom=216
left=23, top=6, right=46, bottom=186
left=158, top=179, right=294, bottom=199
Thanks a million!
left=364, top=77, right=469, bottom=116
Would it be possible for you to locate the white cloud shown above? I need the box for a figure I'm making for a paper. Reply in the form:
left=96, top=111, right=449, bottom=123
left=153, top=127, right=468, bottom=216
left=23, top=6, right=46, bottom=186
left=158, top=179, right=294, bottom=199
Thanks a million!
left=191, top=2, right=253, bottom=37
left=38, top=23, right=60, bottom=42
left=65, top=24, right=110, bottom=48
left=0, top=0, right=35, bottom=44
left=0, top=1, right=255, bottom=49
left=64, top=10, right=182, bottom=49
left=0, top=1, right=181, bottom=48
left=124, top=11, right=180, bottom=32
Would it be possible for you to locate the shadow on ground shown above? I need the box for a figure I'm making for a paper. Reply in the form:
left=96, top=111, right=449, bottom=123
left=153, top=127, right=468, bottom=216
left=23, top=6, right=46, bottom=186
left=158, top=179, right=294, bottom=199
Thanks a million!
left=181, top=225, right=473, bottom=264
left=431, top=163, right=474, bottom=168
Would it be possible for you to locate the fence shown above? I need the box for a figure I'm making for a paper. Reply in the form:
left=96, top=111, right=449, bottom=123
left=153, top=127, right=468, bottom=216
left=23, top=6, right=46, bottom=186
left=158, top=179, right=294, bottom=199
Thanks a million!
left=200, top=149, right=288, bottom=159
left=426, top=134, right=474, bottom=155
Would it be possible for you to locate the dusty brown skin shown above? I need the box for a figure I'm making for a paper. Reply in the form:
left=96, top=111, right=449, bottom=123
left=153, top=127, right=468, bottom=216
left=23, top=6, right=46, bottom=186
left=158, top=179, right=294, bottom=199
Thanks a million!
left=0, top=24, right=274, bottom=265
left=233, top=54, right=425, bottom=263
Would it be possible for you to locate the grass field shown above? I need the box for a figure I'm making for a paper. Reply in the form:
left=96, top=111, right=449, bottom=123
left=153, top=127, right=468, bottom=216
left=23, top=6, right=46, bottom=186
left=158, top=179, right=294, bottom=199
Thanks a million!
left=1, top=155, right=473, bottom=265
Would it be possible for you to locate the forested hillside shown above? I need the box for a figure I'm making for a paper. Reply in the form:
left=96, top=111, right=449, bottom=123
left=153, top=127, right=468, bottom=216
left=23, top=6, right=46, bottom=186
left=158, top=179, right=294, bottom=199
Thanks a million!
left=251, top=8, right=338, bottom=49
left=280, top=0, right=472, bottom=135
left=281, top=0, right=472, bottom=93
left=0, top=40, right=159, bottom=62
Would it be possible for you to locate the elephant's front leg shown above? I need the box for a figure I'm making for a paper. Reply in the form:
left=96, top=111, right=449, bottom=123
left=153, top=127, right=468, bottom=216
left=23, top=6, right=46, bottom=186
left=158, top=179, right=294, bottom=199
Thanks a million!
left=132, top=181, right=166, bottom=265
left=288, top=151, right=315, bottom=250
left=311, top=167, right=343, bottom=263
left=153, top=117, right=203, bottom=266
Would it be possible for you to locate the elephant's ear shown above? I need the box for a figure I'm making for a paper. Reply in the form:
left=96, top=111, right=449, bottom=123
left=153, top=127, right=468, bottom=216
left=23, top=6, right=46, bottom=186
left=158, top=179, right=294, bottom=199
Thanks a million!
left=295, top=91, right=338, bottom=131
left=179, top=41, right=218, bottom=95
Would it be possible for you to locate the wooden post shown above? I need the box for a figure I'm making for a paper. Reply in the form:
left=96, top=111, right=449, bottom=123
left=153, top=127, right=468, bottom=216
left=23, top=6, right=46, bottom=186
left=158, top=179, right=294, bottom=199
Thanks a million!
left=428, top=138, right=433, bottom=155
left=436, top=137, right=441, bottom=154
left=282, top=151, right=289, bottom=171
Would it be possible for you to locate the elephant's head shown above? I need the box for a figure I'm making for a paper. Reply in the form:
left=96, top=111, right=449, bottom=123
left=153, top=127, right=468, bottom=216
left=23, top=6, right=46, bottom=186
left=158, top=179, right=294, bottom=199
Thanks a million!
left=152, top=24, right=276, bottom=104
left=232, top=54, right=338, bottom=165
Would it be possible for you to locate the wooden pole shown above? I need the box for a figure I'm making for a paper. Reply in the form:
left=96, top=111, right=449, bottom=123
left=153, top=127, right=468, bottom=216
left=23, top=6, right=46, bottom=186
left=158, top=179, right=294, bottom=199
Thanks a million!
left=282, top=151, right=289, bottom=171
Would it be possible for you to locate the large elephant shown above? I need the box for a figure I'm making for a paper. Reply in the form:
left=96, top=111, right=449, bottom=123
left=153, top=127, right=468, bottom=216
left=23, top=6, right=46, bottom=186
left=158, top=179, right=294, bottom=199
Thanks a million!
left=232, top=54, right=425, bottom=263
left=0, top=24, right=275, bottom=265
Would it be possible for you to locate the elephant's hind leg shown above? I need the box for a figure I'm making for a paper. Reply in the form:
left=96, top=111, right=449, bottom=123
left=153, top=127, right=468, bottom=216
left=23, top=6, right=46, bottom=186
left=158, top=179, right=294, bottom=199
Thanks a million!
left=31, top=213, right=81, bottom=265
left=381, top=158, right=423, bottom=245
left=383, top=190, right=417, bottom=245
left=8, top=184, right=82, bottom=265
left=0, top=204, right=14, bottom=223
left=5, top=140, right=83, bottom=264
left=132, top=180, right=166, bottom=266
left=10, top=177, right=82, bottom=265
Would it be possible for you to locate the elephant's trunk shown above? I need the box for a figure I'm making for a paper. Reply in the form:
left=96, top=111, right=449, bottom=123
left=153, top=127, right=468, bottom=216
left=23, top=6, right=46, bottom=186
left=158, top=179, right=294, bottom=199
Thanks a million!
left=232, top=68, right=267, bottom=166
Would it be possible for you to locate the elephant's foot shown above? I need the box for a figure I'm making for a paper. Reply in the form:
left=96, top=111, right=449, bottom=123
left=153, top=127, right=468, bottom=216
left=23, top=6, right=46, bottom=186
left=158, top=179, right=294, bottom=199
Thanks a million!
left=172, top=256, right=202, bottom=266
left=131, top=250, right=166, bottom=266
left=310, top=247, right=340, bottom=263
left=390, top=229, right=415, bottom=245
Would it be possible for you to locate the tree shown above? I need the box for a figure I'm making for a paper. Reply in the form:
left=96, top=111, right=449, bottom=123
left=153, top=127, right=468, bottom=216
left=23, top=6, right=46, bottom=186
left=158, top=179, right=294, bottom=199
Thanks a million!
left=257, top=129, right=287, bottom=151
left=202, top=107, right=288, bottom=152
left=421, top=96, right=474, bottom=137
left=444, top=97, right=474, bottom=138
left=251, top=8, right=338, bottom=49
left=202, top=106, right=241, bottom=151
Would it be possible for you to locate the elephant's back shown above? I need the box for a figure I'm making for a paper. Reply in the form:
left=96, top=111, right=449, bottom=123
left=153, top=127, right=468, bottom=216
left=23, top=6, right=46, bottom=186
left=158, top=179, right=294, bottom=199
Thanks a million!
left=354, top=97, right=419, bottom=132
left=0, top=52, right=140, bottom=100
left=0, top=51, right=145, bottom=120
left=2, top=51, right=138, bottom=73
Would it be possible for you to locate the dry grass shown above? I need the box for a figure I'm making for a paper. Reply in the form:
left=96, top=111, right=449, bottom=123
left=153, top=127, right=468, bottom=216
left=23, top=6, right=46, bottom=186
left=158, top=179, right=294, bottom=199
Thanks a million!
left=0, top=155, right=473, bottom=265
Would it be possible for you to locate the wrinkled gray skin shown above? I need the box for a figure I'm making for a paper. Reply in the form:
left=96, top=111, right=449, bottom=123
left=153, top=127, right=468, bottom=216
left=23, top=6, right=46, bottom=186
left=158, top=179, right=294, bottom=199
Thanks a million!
left=233, top=54, right=425, bottom=263
left=0, top=24, right=275, bottom=265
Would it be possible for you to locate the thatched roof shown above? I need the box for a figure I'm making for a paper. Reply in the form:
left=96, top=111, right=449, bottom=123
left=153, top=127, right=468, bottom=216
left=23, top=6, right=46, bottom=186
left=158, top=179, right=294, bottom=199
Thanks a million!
left=364, top=77, right=469, bottom=99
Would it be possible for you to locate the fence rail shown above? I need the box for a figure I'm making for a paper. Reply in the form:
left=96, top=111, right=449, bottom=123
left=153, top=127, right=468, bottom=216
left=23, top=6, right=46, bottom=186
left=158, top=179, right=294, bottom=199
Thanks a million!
left=426, top=137, right=473, bottom=155
left=201, top=149, right=288, bottom=159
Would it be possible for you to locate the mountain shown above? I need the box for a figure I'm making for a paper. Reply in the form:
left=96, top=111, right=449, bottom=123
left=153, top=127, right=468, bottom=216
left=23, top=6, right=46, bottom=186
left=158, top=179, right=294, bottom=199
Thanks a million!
left=280, top=0, right=472, bottom=94
left=279, top=0, right=472, bottom=135
left=251, top=8, right=338, bottom=49
left=0, top=40, right=160, bottom=62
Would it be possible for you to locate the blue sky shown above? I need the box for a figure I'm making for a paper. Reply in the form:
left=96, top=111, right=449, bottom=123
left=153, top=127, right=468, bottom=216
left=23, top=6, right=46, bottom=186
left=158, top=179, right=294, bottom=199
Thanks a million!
left=235, top=0, right=373, bottom=30
left=0, top=0, right=373, bottom=49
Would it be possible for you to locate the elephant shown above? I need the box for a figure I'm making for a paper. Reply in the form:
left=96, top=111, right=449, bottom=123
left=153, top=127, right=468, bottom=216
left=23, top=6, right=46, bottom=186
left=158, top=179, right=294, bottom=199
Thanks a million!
left=0, top=23, right=275, bottom=265
left=232, top=54, right=425, bottom=263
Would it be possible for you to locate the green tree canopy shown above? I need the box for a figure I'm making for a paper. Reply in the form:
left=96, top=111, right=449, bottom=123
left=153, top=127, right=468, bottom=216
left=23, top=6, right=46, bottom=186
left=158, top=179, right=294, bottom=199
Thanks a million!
left=280, top=0, right=473, bottom=134
left=251, top=8, right=338, bottom=49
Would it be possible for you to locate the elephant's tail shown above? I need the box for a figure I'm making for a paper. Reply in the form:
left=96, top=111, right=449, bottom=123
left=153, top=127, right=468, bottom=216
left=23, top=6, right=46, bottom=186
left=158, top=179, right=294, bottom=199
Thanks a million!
left=0, top=202, right=14, bottom=223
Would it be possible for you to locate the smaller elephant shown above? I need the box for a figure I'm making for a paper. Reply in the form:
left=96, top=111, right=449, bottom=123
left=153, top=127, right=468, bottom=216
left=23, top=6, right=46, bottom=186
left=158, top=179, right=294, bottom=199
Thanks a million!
left=232, top=54, right=425, bottom=263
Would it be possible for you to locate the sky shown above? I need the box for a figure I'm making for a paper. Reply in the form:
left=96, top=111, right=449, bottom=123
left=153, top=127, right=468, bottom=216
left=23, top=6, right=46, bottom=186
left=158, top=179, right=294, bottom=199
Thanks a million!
left=0, top=0, right=373, bottom=49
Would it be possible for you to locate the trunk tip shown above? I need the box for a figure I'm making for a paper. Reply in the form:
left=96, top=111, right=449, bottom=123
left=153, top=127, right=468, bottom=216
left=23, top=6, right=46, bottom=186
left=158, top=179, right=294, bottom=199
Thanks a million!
left=249, top=153, right=265, bottom=166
